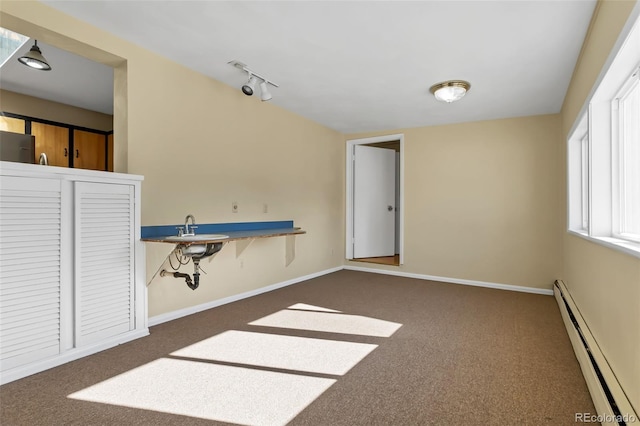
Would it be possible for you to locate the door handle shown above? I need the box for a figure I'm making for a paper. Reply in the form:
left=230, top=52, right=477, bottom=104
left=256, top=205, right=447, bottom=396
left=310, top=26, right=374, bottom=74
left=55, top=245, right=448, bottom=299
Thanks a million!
left=75, top=149, right=79, bottom=158
left=387, top=205, right=393, bottom=211
left=64, top=148, right=68, bottom=157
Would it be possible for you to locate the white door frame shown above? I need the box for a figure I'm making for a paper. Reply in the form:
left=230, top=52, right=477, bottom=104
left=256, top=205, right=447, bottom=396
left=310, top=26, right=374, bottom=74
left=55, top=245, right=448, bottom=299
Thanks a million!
left=346, top=133, right=404, bottom=264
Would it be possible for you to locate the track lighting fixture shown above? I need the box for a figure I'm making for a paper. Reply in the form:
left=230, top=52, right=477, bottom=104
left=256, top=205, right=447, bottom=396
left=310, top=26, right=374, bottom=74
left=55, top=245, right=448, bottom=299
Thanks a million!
left=242, top=75, right=258, bottom=96
left=228, top=60, right=278, bottom=102
left=18, top=40, right=52, bottom=71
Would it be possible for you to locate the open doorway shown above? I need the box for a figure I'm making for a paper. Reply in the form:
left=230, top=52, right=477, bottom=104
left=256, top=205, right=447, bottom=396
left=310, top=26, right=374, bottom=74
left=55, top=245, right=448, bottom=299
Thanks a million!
left=346, top=134, right=404, bottom=266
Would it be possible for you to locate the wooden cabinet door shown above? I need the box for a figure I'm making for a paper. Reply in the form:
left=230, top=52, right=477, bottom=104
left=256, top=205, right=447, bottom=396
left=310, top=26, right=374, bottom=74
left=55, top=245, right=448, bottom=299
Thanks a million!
left=107, top=133, right=114, bottom=172
left=74, top=130, right=106, bottom=171
left=31, top=122, right=69, bottom=167
left=0, top=117, right=26, bottom=134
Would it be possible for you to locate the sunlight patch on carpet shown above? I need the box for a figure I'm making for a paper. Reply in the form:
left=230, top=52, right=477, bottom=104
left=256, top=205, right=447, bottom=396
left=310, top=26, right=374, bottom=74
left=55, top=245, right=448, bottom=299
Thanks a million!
left=171, top=330, right=377, bottom=375
left=249, top=310, right=402, bottom=337
left=68, top=358, right=335, bottom=426
left=68, top=303, right=401, bottom=423
left=287, top=303, right=341, bottom=312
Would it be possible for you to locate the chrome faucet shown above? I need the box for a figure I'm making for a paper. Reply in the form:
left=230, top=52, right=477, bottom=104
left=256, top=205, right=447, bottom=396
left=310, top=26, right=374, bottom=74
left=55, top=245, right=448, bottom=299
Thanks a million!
left=184, top=214, right=197, bottom=236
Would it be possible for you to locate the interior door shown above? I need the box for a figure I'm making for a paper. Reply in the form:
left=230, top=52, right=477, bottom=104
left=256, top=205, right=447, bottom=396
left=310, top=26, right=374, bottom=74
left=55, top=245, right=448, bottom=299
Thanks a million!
left=353, top=145, right=396, bottom=258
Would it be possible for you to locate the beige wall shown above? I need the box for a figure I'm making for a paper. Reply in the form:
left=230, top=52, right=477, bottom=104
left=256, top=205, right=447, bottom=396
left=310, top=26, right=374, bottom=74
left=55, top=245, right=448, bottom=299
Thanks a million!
left=0, top=89, right=113, bottom=131
left=564, top=236, right=640, bottom=411
left=346, top=114, right=564, bottom=290
left=560, top=0, right=640, bottom=414
left=0, top=1, right=345, bottom=318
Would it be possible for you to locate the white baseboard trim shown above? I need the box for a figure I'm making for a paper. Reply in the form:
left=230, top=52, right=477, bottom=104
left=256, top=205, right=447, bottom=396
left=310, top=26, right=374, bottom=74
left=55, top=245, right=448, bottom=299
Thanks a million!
left=148, top=266, right=343, bottom=327
left=150, top=265, right=553, bottom=328
left=343, top=265, right=554, bottom=295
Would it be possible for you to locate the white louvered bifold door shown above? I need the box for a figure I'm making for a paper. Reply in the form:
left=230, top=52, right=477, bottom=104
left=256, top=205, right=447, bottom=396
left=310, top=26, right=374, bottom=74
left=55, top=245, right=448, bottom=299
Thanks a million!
left=0, top=177, right=63, bottom=371
left=75, top=182, right=134, bottom=347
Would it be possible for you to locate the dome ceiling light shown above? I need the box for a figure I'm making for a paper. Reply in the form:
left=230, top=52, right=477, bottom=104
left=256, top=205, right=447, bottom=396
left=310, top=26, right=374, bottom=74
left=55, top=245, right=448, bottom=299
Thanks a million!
left=430, top=80, right=470, bottom=103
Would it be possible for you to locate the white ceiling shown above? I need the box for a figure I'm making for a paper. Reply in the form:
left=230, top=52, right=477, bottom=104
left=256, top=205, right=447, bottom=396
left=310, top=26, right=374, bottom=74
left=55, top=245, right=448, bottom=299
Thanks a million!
left=1, top=39, right=114, bottom=115
left=4, top=1, right=597, bottom=133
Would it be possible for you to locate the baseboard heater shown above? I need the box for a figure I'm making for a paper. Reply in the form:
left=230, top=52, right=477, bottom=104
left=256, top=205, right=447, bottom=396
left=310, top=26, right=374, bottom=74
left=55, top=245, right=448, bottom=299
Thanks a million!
left=554, top=280, right=638, bottom=425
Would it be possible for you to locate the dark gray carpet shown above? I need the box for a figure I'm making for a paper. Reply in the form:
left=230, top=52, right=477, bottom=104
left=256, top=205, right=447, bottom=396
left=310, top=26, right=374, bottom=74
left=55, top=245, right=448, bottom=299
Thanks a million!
left=0, top=270, right=595, bottom=425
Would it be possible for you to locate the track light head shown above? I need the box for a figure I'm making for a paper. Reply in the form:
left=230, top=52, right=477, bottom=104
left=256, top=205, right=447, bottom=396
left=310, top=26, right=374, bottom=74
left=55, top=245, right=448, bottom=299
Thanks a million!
left=259, top=81, right=272, bottom=102
left=242, top=75, right=258, bottom=96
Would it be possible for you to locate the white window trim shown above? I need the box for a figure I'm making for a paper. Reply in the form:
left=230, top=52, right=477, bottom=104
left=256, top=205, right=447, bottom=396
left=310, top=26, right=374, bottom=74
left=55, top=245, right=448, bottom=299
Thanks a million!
left=568, top=114, right=589, bottom=233
left=568, top=230, right=640, bottom=259
left=566, top=4, right=640, bottom=259
left=580, top=132, right=589, bottom=232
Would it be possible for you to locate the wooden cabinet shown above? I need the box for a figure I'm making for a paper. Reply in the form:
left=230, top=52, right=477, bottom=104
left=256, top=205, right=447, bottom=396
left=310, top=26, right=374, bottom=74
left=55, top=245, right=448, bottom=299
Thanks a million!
left=1, top=113, right=112, bottom=171
left=0, top=116, right=26, bottom=134
left=31, top=122, right=69, bottom=167
left=0, top=163, right=147, bottom=385
left=74, top=129, right=106, bottom=171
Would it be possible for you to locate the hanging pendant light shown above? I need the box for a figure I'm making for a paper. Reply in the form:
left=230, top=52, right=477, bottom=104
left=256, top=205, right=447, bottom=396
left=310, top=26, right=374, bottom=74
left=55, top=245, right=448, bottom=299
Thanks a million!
left=18, top=40, right=52, bottom=71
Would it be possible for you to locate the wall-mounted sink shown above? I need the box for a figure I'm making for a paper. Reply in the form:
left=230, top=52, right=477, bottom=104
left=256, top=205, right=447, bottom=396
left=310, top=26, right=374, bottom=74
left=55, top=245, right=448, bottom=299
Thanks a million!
left=165, top=234, right=229, bottom=242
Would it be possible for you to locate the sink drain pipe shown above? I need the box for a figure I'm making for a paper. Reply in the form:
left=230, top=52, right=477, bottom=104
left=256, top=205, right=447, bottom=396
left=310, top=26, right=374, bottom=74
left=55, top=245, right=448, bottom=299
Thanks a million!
left=160, top=258, right=202, bottom=290
left=160, top=270, right=194, bottom=289
left=160, top=242, right=223, bottom=290
left=191, top=258, right=201, bottom=290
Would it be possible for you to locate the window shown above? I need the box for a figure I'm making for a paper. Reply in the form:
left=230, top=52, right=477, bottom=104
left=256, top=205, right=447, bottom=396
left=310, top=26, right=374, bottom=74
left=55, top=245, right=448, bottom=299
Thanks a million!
left=614, top=68, right=640, bottom=241
left=567, top=12, right=640, bottom=257
left=568, top=115, right=590, bottom=233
